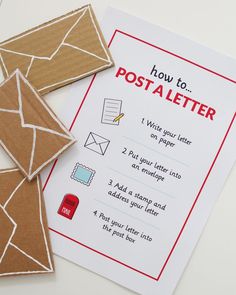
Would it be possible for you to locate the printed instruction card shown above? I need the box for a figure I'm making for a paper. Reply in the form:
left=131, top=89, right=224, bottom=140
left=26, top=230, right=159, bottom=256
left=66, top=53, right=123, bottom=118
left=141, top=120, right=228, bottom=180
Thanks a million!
left=42, top=8, right=236, bottom=295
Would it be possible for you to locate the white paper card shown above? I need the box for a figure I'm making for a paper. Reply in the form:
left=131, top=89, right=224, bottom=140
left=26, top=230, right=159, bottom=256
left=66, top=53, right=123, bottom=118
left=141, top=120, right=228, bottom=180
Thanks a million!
left=42, top=8, right=236, bottom=295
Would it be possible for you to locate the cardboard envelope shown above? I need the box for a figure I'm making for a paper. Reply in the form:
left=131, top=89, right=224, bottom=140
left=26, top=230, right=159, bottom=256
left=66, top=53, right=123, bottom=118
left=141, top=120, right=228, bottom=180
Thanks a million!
left=0, top=168, right=54, bottom=277
left=84, top=132, right=110, bottom=155
left=0, top=5, right=114, bottom=95
left=0, top=69, right=76, bottom=180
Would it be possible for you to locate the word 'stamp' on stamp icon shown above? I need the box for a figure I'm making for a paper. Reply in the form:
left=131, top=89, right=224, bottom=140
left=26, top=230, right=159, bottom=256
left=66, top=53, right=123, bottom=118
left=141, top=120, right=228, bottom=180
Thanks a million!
left=58, top=194, right=79, bottom=220
left=71, top=163, right=96, bottom=186
left=101, top=98, right=123, bottom=125
left=84, top=132, right=110, bottom=155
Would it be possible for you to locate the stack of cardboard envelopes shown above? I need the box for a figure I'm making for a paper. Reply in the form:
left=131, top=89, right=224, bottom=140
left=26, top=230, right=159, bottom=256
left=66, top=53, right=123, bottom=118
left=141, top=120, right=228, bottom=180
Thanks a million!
left=0, top=4, right=113, bottom=277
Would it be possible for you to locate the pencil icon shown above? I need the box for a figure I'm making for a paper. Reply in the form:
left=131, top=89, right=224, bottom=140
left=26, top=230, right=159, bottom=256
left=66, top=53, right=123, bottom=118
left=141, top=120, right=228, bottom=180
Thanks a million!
left=113, top=113, right=124, bottom=122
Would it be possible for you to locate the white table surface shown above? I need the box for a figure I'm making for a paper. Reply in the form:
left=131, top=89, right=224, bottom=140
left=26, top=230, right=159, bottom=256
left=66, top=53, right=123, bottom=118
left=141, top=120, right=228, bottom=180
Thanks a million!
left=0, top=1, right=235, bottom=294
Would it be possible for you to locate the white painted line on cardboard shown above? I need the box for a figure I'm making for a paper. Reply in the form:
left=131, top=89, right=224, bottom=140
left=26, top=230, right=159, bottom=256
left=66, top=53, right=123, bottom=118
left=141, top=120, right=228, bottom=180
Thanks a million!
left=10, top=242, right=51, bottom=271
left=4, top=177, right=26, bottom=208
left=63, top=42, right=111, bottom=63
left=28, top=128, right=36, bottom=176
left=0, top=109, right=19, bottom=113
left=0, top=205, right=17, bottom=264
left=0, top=168, right=19, bottom=174
left=25, top=56, right=34, bottom=77
left=0, top=52, right=8, bottom=76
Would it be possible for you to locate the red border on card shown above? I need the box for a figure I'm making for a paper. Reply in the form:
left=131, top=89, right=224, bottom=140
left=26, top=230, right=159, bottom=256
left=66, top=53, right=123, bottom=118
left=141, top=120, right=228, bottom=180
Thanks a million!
left=43, top=30, right=236, bottom=281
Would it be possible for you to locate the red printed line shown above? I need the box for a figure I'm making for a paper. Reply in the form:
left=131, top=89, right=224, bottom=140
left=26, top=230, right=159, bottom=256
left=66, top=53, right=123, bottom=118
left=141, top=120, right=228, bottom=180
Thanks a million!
left=49, top=227, right=157, bottom=281
left=42, top=159, right=58, bottom=192
left=69, top=74, right=97, bottom=131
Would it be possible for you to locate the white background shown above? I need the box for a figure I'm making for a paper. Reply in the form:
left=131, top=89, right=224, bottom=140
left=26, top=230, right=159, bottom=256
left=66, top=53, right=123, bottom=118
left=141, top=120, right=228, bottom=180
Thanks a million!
left=0, top=0, right=235, bottom=294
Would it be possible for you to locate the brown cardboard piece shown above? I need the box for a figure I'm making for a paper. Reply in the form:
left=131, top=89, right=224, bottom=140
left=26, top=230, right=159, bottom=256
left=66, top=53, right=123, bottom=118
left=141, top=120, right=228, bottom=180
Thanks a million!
left=0, top=168, right=54, bottom=277
left=0, top=69, right=76, bottom=180
left=0, top=4, right=114, bottom=95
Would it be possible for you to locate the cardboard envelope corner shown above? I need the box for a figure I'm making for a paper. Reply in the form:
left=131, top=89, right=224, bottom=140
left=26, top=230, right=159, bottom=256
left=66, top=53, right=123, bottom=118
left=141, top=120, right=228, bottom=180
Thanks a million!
left=0, top=169, right=54, bottom=277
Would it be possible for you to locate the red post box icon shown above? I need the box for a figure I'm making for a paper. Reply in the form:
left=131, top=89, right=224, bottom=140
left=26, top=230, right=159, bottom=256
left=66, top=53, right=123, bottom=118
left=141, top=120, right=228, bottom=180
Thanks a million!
left=58, top=194, right=79, bottom=220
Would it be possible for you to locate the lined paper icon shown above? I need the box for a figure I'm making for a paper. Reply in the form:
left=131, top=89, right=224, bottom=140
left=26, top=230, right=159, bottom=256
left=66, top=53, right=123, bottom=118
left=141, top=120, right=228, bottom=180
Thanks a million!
left=101, top=98, right=122, bottom=125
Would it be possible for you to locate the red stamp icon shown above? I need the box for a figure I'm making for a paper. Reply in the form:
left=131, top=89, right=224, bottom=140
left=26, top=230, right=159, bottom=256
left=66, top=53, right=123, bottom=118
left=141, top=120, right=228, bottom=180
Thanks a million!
left=58, top=194, right=79, bottom=220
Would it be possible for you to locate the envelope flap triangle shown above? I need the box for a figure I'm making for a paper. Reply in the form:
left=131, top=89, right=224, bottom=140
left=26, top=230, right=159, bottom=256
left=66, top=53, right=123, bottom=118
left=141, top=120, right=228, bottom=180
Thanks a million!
left=0, top=207, right=15, bottom=259
left=27, top=45, right=109, bottom=92
left=0, top=170, right=24, bottom=206
left=0, top=10, right=84, bottom=58
left=5, top=179, right=52, bottom=269
left=0, top=74, right=19, bottom=110
left=64, top=8, right=110, bottom=61
left=100, top=140, right=110, bottom=148
left=94, top=134, right=109, bottom=144
left=19, top=74, right=69, bottom=135
left=0, top=244, right=47, bottom=274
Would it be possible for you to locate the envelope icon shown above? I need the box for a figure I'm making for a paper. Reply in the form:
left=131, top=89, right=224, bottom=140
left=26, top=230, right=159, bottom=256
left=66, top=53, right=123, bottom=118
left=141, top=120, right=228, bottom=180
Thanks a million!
left=0, top=5, right=113, bottom=95
left=0, top=168, right=54, bottom=277
left=84, top=132, right=110, bottom=155
left=0, top=70, right=75, bottom=180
